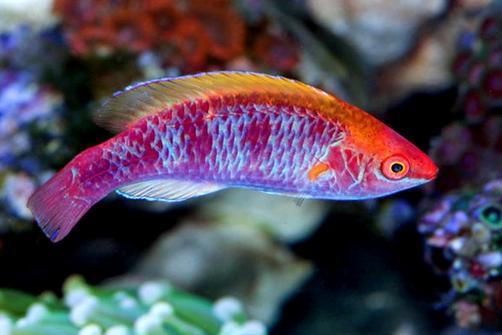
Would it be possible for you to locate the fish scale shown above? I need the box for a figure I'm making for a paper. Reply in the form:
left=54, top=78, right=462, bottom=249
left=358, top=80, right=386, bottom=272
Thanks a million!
left=88, top=98, right=337, bottom=194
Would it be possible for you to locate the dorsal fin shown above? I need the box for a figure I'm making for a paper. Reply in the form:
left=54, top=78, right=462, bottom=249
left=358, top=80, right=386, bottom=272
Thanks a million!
left=116, top=179, right=225, bottom=202
left=95, top=71, right=331, bottom=133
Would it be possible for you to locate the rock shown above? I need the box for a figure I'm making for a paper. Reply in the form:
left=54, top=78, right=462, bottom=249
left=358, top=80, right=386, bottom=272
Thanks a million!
left=0, top=0, right=57, bottom=32
left=198, top=189, right=330, bottom=243
left=307, top=0, right=447, bottom=66
left=113, top=221, right=312, bottom=325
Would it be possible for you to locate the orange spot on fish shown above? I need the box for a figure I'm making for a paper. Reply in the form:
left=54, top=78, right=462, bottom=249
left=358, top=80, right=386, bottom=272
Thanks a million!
left=308, top=162, right=330, bottom=181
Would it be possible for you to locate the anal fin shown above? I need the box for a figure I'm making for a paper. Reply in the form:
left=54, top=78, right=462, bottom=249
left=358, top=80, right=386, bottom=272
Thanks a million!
left=117, top=179, right=225, bottom=202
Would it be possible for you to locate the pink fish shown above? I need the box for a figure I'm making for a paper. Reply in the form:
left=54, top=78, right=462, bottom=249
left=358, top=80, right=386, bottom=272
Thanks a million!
left=28, top=72, right=438, bottom=242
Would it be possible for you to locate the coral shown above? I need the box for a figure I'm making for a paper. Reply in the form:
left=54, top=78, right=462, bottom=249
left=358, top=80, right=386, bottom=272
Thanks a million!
left=252, top=31, right=299, bottom=72
left=145, top=0, right=179, bottom=42
left=54, top=0, right=246, bottom=68
left=186, top=2, right=245, bottom=63
left=0, top=275, right=267, bottom=335
left=451, top=0, right=493, bottom=11
left=103, top=9, right=155, bottom=53
left=113, top=220, right=312, bottom=324
left=0, top=25, right=67, bottom=76
left=452, top=3, right=502, bottom=123
left=429, top=117, right=502, bottom=192
left=0, top=25, right=33, bottom=61
left=1, top=173, right=36, bottom=220
left=167, top=18, right=210, bottom=71
left=419, top=179, right=502, bottom=328
left=0, top=70, right=63, bottom=169
left=67, top=25, right=116, bottom=56
left=56, top=0, right=156, bottom=56
left=0, top=70, right=63, bottom=224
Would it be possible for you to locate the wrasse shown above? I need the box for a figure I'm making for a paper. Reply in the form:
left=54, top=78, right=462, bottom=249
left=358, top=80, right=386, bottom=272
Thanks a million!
left=28, top=72, right=438, bottom=242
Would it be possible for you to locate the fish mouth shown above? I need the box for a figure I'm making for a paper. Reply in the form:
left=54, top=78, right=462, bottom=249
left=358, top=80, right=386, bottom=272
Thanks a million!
left=422, top=165, right=439, bottom=180
left=412, top=163, right=438, bottom=181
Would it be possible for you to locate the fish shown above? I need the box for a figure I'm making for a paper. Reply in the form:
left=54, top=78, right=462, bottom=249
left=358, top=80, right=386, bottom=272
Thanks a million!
left=27, top=71, right=438, bottom=242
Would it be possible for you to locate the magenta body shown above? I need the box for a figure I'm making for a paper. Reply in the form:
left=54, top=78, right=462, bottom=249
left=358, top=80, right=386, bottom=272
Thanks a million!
left=69, top=95, right=343, bottom=204
left=27, top=72, right=437, bottom=242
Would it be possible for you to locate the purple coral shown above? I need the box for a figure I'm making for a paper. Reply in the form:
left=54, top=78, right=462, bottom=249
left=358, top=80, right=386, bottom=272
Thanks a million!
left=0, top=70, right=62, bottom=221
left=419, top=179, right=502, bottom=328
left=452, top=4, right=502, bottom=123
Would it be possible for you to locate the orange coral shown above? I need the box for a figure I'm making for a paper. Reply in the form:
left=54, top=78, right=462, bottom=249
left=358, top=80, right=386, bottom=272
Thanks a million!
left=54, top=0, right=101, bottom=25
left=187, top=3, right=245, bottom=62
left=54, top=0, right=259, bottom=73
left=141, top=0, right=175, bottom=8
left=167, top=18, right=210, bottom=71
left=103, top=9, right=156, bottom=53
left=145, top=0, right=180, bottom=43
left=188, top=0, right=232, bottom=8
left=252, top=32, right=300, bottom=72
left=67, top=26, right=115, bottom=56
left=55, top=0, right=159, bottom=55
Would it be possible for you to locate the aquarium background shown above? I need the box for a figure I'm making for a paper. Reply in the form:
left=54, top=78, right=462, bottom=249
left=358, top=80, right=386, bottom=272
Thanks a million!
left=0, top=0, right=501, bottom=334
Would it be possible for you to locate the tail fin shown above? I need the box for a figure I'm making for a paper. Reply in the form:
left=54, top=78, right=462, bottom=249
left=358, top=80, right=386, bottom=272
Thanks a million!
left=27, top=168, right=93, bottom=242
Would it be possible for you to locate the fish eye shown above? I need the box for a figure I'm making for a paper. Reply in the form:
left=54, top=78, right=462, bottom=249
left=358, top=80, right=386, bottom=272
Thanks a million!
left=391, top=162, right=404, bottom=173
left=478, top=204, right=502, bottom=229
left=381, top=155, right=410, bottom=180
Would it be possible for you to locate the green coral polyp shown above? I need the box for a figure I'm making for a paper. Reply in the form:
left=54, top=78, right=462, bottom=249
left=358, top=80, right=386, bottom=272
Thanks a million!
left=0, top=276, right=267, bottom=335
left=479, top=204, right=502, bottom=229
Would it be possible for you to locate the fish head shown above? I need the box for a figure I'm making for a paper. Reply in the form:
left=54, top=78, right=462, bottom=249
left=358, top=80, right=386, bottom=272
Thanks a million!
left=359, top=125, right=438, bottom=198
left=324, top=121, right=438, bottom=199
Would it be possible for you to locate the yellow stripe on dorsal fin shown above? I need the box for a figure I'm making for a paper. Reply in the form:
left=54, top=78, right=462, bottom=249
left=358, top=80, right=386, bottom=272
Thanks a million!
left=95, top=71, right=331, bottom=133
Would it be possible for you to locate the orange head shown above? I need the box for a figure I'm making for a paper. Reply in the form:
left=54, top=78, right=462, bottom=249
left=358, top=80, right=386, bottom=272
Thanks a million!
left=324, top=113, right=438, bottom=199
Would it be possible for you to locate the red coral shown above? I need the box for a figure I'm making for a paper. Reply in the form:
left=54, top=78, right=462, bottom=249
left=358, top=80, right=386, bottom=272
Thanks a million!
left=452, top=6, right=502, bottom=123
left=463, top=90, right=485, bottom=122
left=188, top=0, right=232, bottom=9
left=484, top=69, right=502, bottom=99
left=67, top=26, right=115, bottom=56
left=252, top=32, right=300, bottom=72
left=187, top=3, right=245, bottom=62
left=55, top=0, right=159, bottom=55
left=55, top=0, right=252, bottom=71
left=145, top=0, right=180, bottom=43
left=430, top=117, right=502, bottom=192
left=103, top=9, right=156, bottom=53
left=167, top=18, right=210, bottom=71
left=54, top=0, right=103, bottom=26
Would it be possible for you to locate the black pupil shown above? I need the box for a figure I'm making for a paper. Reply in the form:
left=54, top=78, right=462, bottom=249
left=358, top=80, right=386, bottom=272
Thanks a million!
left=482, top=206, right=501, bottom=224
left=391, top=163, right=403, bottom=173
